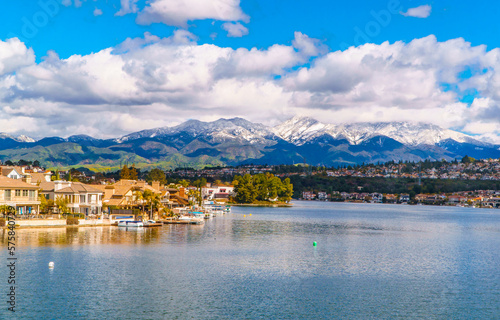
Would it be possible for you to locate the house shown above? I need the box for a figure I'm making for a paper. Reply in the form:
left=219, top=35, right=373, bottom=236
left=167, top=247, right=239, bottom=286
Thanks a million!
left=92, top=179, right=162, bottom=211
left=384, top=194, right=397, bottom=203
left=38, top=180, right=104, bottom=215
left=370, top=193, right=383, bottom=203
left=317, top=192, right=328, bottom=201
left=302, top=191, right=316, bottom=200
left=399, top=194, right=410, bottom=203
left=201, top=184, right=235, bottom=201
left=0, top=166, right=24, bottom=180
left=0, top=175, right=40, bottom=215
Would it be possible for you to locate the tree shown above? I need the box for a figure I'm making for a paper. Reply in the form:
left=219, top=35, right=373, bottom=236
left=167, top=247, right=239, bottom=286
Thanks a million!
left=178, top=179, right=190, bottom=188
left=0, top=205, right=15, bottom=216
left=461, top=155, right=475, bottom=164
left=233, top=174, right=257, bottom=203
left=51, top=170, right=61, bottom=181
left=55, top=196, right=69, bottom=214
left=129, top=164, right=138, bottom=180
left=147, top=168, right=166, bottom=184
left=193, top=178, right=207, bottom=205
left=279, top=178, right=293, bottom=203
left=120, top=165, right=130, bottom=179
left=142, top=190, right=161, bottom=219
left=33, top=160, right=41, bottom=167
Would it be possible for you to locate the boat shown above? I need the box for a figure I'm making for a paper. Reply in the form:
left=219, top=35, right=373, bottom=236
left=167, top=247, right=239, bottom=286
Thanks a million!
left=118, top=220, right=144, bottom=227
left=178, top=215, right=204, bottom=224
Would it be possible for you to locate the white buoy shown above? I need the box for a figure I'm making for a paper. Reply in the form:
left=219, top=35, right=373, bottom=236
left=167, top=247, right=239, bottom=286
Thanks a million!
left=48, top=262, right=54, bottom=268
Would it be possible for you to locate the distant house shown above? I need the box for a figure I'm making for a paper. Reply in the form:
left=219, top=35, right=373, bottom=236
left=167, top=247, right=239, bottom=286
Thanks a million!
left=399, top=194, right=410, bottom=203
left=317, top=192, right=328, bottom=201
left=370, top=193, right=383, bottom=203
left=302, top=191, right=316, bottom=200
left=384, top=194, right=397, bottom=203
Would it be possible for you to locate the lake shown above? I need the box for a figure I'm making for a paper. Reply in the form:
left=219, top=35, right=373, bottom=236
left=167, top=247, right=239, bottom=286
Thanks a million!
left=2, top=201, right=500, bottom=319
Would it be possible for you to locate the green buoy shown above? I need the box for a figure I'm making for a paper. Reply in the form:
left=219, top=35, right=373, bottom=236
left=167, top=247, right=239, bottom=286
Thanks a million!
left=313, top=241, right=317, bottom=247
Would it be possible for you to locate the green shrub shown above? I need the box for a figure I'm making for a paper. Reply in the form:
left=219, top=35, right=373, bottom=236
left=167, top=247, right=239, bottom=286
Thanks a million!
left=66, top=217, right=80, bottom=225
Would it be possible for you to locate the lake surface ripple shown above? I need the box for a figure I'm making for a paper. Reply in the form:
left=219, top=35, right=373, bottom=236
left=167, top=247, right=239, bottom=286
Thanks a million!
left=2, top=202, right=500, bottom=319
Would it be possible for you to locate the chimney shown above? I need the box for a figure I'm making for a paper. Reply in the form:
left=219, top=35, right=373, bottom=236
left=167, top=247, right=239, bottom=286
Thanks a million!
left=179, top=187, right=186, bottom=198
left=152, top=181, right=160, bottom=191
left=23, top=175, right=32, bottom=185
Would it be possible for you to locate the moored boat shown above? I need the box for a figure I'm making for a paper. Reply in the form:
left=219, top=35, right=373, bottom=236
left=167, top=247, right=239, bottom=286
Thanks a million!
left=118, top=220, right=144, bottom=227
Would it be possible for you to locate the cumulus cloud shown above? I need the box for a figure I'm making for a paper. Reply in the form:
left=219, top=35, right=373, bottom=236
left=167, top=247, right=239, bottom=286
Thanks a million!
left=0, top=38, right=35, bottom=76
left=116, top=0, right=139, bottom=16
left=136, top=0, right=249, bottom=27
left=1, top=34, right=500, bottom=143
left=401, top=5, right=432, bottom=18
left=222, top=22, right=248, bottom=37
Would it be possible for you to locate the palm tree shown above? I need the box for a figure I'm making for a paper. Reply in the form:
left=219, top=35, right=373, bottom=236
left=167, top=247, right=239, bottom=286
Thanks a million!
left=142, top=190, right=162, bottom=220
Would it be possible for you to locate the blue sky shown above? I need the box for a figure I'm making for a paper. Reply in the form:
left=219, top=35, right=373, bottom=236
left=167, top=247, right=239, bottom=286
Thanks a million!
left=0, top=0, right=499, bottom=142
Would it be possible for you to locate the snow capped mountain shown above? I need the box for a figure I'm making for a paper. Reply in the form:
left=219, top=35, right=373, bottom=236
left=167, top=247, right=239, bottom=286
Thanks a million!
left=272, top=116, right=328, bottom=145
left=0, top=133, right=35, bottom=143
left=271, top=116, right=484, bottom=147
left=116, top=117, right=275, bottom=144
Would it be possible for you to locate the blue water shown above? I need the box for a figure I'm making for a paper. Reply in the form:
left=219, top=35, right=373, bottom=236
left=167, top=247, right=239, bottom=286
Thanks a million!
left=2, top=202, right=500, bottom=319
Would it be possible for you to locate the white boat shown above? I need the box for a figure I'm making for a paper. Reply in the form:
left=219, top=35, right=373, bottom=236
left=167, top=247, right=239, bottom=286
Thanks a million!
left=118, top=220, right=144, bottom=227
left=178, top=215, right=204, bottom=224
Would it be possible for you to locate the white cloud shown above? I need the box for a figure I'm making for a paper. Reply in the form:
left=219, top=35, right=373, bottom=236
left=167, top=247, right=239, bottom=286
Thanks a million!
left=222, top=22, right=248, bottom=37
left=116, top=0, right=139, bottom=16
left=401, top=5, right=432, bottom=18
left=292, top=32, right=328, bottom=58
left=1, top=34, right=500, bottom=143
left=93, top=8, right=103, bottom=16
left=0, top=38, right=35, bottom=76
left=136, top=0, right=249, bottom=27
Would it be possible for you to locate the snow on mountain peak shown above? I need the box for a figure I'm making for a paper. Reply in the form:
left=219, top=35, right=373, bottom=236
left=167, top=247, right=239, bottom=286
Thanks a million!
left=114, top=116, right=486, bottom=147
left=0, top=133, right=35, bottom=143
left=272, top=118, right=478, bottom=146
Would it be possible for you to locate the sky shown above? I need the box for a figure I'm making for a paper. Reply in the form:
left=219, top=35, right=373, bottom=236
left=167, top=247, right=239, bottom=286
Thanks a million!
left=0, top=0, right=500, bottom=143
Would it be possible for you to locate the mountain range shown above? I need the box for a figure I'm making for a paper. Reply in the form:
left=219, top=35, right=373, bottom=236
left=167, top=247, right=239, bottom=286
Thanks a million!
left=1, top=116, right=499, bottom=170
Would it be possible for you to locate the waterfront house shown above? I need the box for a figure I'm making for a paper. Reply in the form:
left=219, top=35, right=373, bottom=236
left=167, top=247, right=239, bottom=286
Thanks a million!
left=201, top=184, right=235, bottom=201
left=38, top=180, right=104, bottom=215
left=0, top=175, right=40, bottom=215
left=399, top=194, right=410, bottom=203
left=92, top=179, right=163, bottom=212
left=317, top=192, right=328, bottom=201
left=302, top=191, right=316, bottom=200
left=369, top=193, right=383, bottom=203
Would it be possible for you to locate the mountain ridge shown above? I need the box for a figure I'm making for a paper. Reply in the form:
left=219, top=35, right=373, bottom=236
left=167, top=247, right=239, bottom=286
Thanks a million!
left=0, top=116, right=498, bottom=169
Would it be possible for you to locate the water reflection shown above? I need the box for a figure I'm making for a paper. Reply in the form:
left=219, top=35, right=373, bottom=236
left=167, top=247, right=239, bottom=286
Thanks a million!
left=2, top=203, right=500, bottom=319
left=0, top=226, right=166, bottom=247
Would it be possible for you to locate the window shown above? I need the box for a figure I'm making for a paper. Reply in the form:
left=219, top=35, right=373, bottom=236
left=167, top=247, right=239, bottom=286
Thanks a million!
left=80, top=195, right=86, bottom=203
left=4, top=190, right=11, bottom=201
left=23, top=190, right=28, bottom=197
left=29, top=190, right=36, bottom=201
left=15, top=190, right=21, bottom=197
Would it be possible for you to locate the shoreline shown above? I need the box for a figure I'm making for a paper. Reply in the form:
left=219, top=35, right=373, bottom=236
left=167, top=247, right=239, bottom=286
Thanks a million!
left=229, top=203, right=293, bottom=207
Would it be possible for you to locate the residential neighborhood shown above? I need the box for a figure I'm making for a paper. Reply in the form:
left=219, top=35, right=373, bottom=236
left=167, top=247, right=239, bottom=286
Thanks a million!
left=301, top=189, right=500, bottom=208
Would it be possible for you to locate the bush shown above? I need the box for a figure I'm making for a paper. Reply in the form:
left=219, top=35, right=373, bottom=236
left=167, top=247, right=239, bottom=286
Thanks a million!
left=66, top=217, right=80, bottom=225
left=0, top=218, right=5, bottom=227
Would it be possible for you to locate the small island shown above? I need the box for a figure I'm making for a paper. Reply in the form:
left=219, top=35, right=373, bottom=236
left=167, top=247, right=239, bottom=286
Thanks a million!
left=230, top=173, right=293, bottom=206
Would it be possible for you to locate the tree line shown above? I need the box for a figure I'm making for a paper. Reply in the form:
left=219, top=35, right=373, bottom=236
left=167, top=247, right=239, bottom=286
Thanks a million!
left=232, top=173, right=293, bottom=204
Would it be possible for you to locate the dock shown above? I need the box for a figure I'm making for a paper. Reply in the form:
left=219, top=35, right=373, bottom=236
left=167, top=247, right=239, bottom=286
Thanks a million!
left=143, top=223, right=163, bottom=227
left=160, top=219, right=204, bottom=225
